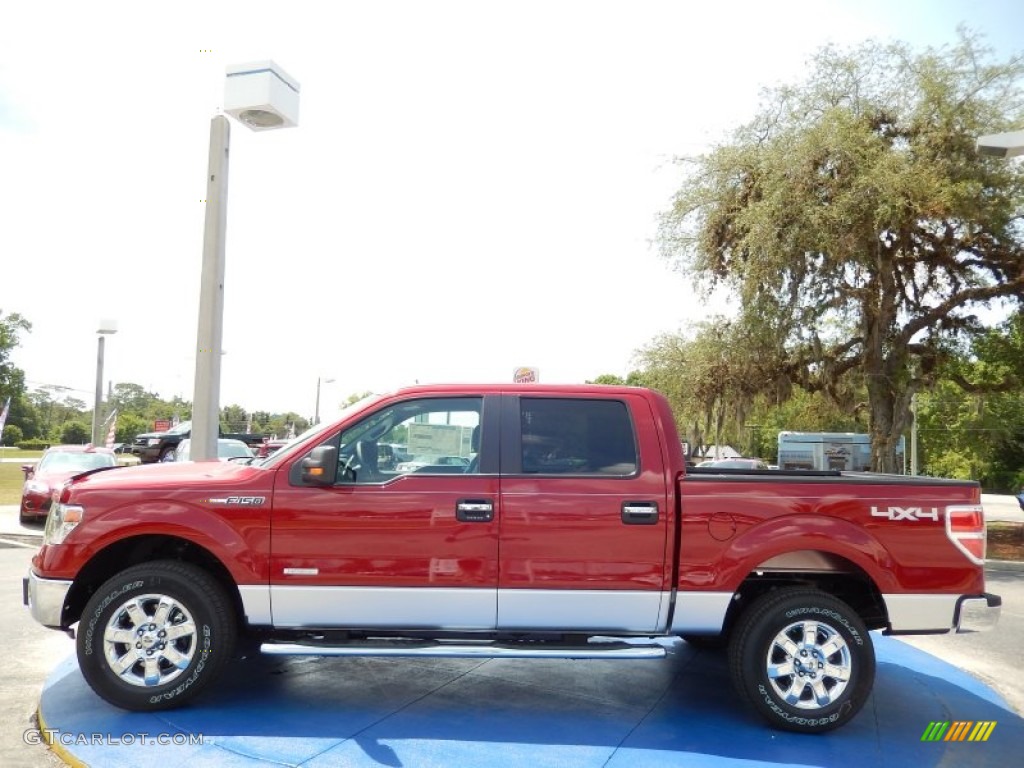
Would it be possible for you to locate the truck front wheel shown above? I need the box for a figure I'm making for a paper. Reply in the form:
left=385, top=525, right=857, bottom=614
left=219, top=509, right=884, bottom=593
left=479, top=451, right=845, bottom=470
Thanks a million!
left=728, top=587, right=875, bottom=733
left=76, top=561, right=237, bottom=711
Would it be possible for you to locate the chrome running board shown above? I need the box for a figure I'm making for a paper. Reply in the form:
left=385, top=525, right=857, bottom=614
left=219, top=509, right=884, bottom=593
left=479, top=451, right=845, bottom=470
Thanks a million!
left=260, top=639, right=666, bottom=659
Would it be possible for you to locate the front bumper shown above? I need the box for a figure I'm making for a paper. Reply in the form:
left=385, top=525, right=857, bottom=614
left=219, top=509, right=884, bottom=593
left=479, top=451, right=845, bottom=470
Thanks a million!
left=23, top=569, right=72, bottom=629
left=956, top=592, right=1001, bottom=633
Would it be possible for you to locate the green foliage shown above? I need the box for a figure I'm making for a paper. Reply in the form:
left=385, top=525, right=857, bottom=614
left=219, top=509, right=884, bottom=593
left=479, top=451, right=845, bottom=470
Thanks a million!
left=114, top=413, right=148, bottom=444
left=658, top=32, right=1024, bottom=471
left=15, top=440, right=49, bottom=450
left=2, top=424, right=23, bottom=445
left=60, top=422, right=90, bottom=444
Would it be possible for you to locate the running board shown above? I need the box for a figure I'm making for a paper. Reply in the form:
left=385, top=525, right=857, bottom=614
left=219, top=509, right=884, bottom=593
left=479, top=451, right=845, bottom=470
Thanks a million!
left=260, top=639, right=666, bottom=660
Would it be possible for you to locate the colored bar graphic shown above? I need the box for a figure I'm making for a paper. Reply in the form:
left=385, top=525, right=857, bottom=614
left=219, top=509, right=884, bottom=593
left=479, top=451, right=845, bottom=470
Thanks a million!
left=921, top=721, right=996, bottom=742
left=921, top=721, right=949, bottom=741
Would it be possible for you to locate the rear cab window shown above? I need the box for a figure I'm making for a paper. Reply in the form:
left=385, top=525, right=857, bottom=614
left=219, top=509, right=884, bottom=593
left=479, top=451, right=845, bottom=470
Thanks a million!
left=516, top=398, right=638, bottom=476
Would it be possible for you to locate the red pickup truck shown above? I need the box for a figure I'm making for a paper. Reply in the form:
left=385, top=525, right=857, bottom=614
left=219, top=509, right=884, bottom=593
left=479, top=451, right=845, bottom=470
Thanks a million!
left=24, top=384, right=1000, bottom=732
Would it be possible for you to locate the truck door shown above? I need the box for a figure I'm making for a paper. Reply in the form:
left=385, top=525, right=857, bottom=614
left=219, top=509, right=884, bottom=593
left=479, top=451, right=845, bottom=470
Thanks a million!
left=497, top=393, right=671, bottom=633
left=270, top=395, right=500, bottom=630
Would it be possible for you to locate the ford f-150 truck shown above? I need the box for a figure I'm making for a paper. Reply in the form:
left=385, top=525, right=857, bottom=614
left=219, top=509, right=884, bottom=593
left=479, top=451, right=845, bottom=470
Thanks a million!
left=24, top=384, right=1000, bottom=732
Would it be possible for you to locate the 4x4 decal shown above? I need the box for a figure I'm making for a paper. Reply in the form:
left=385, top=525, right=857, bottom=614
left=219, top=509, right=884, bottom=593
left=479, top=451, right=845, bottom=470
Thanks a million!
left=870, top=505, right=939, bottom=522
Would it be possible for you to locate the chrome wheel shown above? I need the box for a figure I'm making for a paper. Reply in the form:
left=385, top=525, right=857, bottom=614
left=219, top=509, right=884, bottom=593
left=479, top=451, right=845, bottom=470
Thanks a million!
left=765, top=619, right=851, bottom=709
left=102, top=593, right=197, bottom=688
left=729, top=588, right=874, bottom=732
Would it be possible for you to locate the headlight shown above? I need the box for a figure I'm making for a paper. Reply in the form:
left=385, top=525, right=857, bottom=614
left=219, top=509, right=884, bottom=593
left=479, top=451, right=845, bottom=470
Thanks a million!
left=25, top=480, right=49, bottom=495
left=147, top=438, right=161, bottom=446
left=43, top=502, right=85, bottom=545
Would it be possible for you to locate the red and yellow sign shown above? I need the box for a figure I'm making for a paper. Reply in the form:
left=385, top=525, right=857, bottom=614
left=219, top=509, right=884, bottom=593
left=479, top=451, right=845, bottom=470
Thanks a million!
left=513, top=367, right=539, bottom=384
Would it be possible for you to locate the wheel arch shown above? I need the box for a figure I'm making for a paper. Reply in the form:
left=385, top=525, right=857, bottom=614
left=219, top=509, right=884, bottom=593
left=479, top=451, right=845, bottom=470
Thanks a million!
left=63, top=534, right=245, bottom=631
left=718, top=549, right=889, bottom=640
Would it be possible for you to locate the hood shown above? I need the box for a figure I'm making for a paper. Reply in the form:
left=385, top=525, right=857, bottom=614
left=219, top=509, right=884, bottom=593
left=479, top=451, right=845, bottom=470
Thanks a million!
left=67, top=458, right=264, bottom=492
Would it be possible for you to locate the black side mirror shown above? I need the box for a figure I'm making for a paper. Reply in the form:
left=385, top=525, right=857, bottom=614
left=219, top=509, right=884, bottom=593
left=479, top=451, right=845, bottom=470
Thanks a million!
left=301, top=445, right=338, bottom=485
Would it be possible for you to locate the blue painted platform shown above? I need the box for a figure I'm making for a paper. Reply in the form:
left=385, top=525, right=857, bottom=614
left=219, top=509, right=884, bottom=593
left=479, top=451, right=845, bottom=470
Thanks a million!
left=39, top=634, right=1023, bottom=767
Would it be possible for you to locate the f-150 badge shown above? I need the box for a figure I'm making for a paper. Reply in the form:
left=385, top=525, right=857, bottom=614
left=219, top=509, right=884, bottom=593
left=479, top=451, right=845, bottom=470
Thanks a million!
left=206, top=496, right=266, bottom=506
left=870, top=506, right=939, bottom=521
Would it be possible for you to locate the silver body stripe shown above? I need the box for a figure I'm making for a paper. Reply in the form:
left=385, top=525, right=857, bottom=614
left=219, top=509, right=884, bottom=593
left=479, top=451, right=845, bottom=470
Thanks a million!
left=498, top=589, right=666, bottom=632
left=242, top=586, right=733, bottom=635
left=238, top=585, right=272, bottom=625
left=669, top=592, right=734, bottom=634
left=259, top=586, right=675, bottom=632
left=883, top=593, right=958, bottom=631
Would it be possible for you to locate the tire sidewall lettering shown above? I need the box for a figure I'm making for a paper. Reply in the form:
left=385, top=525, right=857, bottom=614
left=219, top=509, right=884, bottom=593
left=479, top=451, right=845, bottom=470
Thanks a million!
left=82, top=580, right=145, bottom=657
left=784, top=606, right=864, bottom=646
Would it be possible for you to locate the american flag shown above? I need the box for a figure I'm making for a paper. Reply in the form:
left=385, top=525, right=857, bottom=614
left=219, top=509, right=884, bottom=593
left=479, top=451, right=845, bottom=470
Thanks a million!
left=0, top=397, right=10, bottom=442
left=104, top=410, right=118, bottom=449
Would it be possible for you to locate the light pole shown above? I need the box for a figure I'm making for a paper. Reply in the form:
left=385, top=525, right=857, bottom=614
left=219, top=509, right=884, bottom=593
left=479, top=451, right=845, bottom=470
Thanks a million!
left=314, top=377, right=336, bottom=425
left=191, top=61, right=300, bottom=460
left=91, top=321, right=118, bottom=445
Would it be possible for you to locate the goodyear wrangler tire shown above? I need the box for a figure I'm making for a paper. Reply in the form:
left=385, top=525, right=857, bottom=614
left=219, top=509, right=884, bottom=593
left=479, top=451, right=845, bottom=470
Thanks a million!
left=728, top=588, right=875, bottom=733
left=76, top=560, right=236, bottom=711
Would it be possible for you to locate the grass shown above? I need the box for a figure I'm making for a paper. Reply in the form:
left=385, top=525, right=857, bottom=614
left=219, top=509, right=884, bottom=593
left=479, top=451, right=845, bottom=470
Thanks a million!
left=0, top=462, right=31, bottom=505
left=988, top=522, right=1024, bottom=562
left=0, top=449, right=42, bottom=505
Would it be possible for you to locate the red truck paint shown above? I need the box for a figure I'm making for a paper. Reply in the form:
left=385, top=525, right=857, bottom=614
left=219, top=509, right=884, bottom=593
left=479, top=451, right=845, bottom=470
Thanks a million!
left=23, top=384, right=1000, bottom=732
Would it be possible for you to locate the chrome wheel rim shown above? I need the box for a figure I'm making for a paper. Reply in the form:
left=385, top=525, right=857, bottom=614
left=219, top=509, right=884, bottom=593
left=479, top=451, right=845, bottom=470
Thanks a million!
left=102, top=593, right=197, bottom=688
left=765, top=619, right=852, bottom=709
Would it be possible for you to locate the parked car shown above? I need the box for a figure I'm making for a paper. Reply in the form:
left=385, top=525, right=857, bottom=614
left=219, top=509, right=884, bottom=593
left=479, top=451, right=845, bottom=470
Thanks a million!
left=109, top=443, right=142, bottom=466
left=255, top=438, right=291, bottom=459
left=131, top=421, right=268, bottom=463
left=696, top=458, right=770, bottom=470
left=20, top=445, right=116, bottom=523
left=166, top=438, right=255, bottom=463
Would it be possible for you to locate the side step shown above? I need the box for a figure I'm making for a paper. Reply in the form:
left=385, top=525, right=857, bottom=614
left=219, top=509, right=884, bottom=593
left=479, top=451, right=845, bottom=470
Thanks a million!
left=260, top=638, right=666, bottom=660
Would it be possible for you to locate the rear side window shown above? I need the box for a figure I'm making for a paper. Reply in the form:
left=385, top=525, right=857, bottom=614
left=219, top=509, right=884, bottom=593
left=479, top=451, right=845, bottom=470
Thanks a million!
left=519, top=398, right=637, bottom=475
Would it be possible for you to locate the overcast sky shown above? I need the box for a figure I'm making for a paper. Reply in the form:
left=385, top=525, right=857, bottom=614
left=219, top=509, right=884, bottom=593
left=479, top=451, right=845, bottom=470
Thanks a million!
left=1, top=0, right=1021, bottom=418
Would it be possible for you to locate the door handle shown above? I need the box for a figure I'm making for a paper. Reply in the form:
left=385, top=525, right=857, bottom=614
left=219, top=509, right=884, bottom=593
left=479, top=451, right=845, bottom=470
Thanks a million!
left=622, top=502, right=659, bottom=525
left=456, top=499, right=494, bottom=522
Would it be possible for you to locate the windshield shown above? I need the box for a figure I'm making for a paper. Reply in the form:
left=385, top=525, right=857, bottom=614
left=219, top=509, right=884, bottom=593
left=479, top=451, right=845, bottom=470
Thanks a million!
left=258, top=393, right=386, bottom=468
left=168, top=421, right=192, bottom=435
left=37, top=450, right=116, bottom=473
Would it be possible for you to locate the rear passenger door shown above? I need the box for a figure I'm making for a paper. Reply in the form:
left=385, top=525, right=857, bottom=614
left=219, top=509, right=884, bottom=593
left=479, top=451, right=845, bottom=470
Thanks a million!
left=496, top=393, right=671, bottom=633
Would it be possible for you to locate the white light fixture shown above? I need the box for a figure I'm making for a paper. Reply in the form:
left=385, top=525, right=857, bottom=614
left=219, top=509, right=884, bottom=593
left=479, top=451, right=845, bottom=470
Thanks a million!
left=224, top=61, right=301, bottom=132
left=976, top=129, right=1024, bottom=159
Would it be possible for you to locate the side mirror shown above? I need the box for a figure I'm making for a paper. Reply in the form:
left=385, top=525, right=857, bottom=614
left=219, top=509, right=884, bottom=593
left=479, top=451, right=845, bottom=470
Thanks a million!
left=21, top=464, right=34, bottom=479
left=301, top=445, right=338, bottom=485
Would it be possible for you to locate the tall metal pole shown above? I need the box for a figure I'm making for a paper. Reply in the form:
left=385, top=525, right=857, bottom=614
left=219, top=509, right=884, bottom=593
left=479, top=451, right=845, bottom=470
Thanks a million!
left=314, top=377, right=322, bottom=425
left=91, top=335, right=105, bottom=445
left=192, top=116, right=231, bottom=461
left=910, top=392, right=918, bottom=476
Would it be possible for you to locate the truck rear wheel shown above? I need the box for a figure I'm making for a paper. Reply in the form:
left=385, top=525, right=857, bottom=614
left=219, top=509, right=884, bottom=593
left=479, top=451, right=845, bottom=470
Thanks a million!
left=76, top=560, right=236, bottom=711
left=728, top=587, right=874, bottom=733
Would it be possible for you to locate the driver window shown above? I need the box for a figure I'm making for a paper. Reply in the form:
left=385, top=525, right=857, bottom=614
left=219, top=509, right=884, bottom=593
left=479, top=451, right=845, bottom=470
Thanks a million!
left=337, top=397, right=482, bottom=484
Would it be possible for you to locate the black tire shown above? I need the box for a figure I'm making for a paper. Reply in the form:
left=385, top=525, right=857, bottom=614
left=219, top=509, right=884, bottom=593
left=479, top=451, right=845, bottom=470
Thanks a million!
left=77, top=560, right=237, bottom=711
left=728, top=588, right=874, bottom=733
left=158, top=447, right=175, bottom=463
left=681, top=633, right=728, bottom=651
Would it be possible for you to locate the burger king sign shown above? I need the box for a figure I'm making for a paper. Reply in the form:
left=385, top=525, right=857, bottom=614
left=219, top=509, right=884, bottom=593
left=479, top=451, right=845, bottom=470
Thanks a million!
left=513, top=367, right=539, bottom=384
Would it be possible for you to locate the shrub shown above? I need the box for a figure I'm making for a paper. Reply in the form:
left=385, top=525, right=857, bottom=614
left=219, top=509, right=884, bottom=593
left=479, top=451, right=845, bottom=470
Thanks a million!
left=15, top=440, right=49, bottom=450
left=2, top=424, right=23, bottom=445
left=60, top=422, right=91, bottom=444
